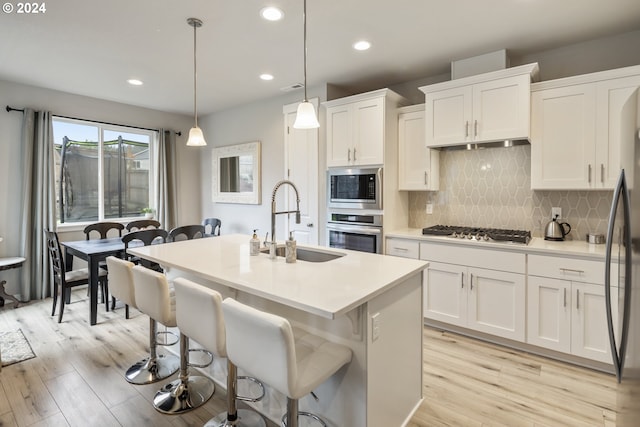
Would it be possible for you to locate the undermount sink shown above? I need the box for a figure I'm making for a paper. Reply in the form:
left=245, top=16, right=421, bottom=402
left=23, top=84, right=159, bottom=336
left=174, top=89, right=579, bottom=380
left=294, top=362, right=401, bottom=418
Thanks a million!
left=260, top=245, right=345, bottom=263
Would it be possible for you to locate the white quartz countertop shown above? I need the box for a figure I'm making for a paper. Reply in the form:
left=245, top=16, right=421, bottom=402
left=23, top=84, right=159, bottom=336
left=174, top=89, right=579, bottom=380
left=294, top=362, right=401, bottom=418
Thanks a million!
left=128, top=234, right=428, bottom=319
left=386, top=228, right=608, bottom=260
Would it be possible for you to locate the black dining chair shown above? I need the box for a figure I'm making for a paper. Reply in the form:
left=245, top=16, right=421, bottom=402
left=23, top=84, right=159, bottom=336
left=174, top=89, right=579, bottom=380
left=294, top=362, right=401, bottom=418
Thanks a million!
left=169, top=225, right=206, bottom=242
left=45, top=229, right=109, bottom=323
left=83, top=222, right=124, bottom=302
left=202, top=218, right=221, bottom=237
left=83, top=222, right=125, bottom=240
left=112, top=229, right=168, bottom=312
left=122, top=228, right=168, bottom=271
left=126, top=219, right=161, bottom=232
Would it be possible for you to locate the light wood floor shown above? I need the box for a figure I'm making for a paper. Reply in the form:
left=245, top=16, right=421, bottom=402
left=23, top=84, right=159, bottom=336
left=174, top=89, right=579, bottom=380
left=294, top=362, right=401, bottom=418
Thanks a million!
left=0, top=290, right=618, bottom=426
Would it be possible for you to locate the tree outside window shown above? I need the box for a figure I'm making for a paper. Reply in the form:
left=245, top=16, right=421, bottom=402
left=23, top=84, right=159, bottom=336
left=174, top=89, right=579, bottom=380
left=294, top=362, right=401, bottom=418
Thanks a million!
left=52, top=118, right=156, bottom=224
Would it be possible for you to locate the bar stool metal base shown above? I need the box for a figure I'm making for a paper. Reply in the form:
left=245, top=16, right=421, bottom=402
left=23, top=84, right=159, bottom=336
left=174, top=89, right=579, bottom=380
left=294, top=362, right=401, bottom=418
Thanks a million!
left=281, top=397, right=328, bottom=427
left=236, top=376, right=266, bottom=403
left=125, top=354, right=180, bottom=385
left=281, top=412, right=327, bottom=427
left=153, top=375, right=214, bottom=414
left=205, top=408, right=266, bottom=427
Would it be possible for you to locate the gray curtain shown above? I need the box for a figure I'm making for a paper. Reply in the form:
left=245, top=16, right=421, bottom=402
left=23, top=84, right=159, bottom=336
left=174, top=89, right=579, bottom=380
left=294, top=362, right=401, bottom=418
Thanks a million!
left=156, top=129, right=177, bottom=231
left=19, top=109, right=55, bottom=301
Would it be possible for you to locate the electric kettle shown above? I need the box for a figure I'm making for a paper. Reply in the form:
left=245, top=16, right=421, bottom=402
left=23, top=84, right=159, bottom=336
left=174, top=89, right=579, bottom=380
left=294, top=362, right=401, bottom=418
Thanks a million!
left=544, top=215, right=571, bottom=241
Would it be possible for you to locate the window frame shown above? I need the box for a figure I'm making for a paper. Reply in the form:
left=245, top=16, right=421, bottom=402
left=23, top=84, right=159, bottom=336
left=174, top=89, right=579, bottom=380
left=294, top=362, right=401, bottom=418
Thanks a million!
left=52, top=116, right=158, bottom=230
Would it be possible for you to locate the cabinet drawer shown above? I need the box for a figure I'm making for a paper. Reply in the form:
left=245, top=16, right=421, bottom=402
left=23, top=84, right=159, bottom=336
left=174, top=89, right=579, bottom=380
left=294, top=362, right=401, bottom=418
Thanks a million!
left=420, top=242, right=525, bottom=274
left=386, top=238, right=420, bottom=259
left=528, top=254, right=604, bottom=284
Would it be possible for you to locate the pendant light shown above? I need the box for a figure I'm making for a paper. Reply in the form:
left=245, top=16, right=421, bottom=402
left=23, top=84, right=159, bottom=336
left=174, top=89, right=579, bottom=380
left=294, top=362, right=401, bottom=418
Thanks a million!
left=293, top=0, right=319, bottom=129
left=186, top=17, right=206, bottom=146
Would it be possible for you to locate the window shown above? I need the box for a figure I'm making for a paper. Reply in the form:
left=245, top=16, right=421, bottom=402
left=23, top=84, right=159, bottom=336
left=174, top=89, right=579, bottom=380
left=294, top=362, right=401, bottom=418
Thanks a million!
left=52, top=117, right=157, bottom=224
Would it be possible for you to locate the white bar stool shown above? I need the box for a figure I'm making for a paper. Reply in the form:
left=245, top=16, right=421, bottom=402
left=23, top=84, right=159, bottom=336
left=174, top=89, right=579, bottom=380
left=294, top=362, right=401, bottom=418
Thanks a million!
left=128, top=265, right=180, bottom=385
left=222, top=298, right=353, bottom=427
left=132, top=266, right=213, bottom=413
left=106, top=256, right=167, bottom=384
left=106, top=256, right=136, bottom=319
left=173, top=278, right=266, bottom=426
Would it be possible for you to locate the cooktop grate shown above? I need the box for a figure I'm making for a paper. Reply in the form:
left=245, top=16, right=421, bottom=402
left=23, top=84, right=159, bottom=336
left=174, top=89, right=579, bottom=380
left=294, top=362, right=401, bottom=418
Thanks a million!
left=422, top=225, right=531, bottom=244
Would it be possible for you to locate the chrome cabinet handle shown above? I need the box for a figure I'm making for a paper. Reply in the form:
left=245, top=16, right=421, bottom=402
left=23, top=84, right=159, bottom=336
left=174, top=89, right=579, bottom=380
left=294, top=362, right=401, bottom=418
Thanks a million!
left=461, top=273, right=464, bottom=289
left=474, top=120, right=478, bottom=137
left=424, top=171, right=428, bottom=185
left=470, top=273, right=474, bottom=290
left=601, top=164, right=605, bottom=183
left=353, top=148, right=357, bottom=162
left=563, top=288, right=567, bottom=307
left=576, top=289, right=580, bottom=310
left=347, top=149, right=351, bottom=162
left=588, top=164, right=592, bottom=183
left=465, top=121, right=469, bottom=138
left=393, top=247, right=409, bottom=252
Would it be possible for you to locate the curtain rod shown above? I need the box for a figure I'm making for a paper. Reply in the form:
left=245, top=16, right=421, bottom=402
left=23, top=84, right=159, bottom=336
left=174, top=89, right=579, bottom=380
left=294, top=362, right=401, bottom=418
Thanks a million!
left=6, top=106, right=24, bottom=113
left=5, top=105, right=182, bottom=136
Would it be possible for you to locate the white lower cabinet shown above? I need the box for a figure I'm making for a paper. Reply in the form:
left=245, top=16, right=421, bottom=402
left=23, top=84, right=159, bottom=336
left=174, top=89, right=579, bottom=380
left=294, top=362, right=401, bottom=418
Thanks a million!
left=527, top=255, right=617, bottom=364
left=467, top=267, right=525, bottom=341
left=424, top=262, right=525, bottom=341
left=420, top=242, right=526, bottom=342
left=527, top=276, right=571, bottom=353
left=385, top=238, right=420, bottom=259
left=423, top=262, right=467, bottom=327
left=386, top=237, right=614, bottom=365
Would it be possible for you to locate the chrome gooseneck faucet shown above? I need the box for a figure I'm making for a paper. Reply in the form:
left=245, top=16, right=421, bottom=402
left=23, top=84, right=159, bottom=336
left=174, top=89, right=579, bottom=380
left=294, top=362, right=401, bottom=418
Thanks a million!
left=270, top=180, right=301, bottom=254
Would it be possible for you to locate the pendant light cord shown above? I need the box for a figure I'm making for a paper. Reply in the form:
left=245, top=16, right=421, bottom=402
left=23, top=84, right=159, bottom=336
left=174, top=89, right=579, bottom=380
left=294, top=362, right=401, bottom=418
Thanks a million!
left=193, top=20, right=198, bottom=128
left=303, top=0, right=308, bottom=102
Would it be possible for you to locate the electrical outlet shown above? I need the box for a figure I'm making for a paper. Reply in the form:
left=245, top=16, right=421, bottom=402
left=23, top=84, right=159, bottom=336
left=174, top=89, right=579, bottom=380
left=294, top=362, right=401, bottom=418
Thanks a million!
left=426, top=203, right=433, bottom=215
left=371, top=313, right=381, bottom=342
left=551, top=207, right=562, bottom=220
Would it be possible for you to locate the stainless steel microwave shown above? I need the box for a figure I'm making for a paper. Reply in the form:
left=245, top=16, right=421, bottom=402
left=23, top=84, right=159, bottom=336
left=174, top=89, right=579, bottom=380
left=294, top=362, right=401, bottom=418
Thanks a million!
left=327, top=167, right=382, bottom=210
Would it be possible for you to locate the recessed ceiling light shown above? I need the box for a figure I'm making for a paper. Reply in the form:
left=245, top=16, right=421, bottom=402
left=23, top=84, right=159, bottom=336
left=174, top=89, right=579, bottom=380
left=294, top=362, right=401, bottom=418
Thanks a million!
left=353, top=40, right=371, bottom=51
left=127, top=79, right=143, bottom=86
left=260, top=74, right=274, bottom=81
left=260, top=6, right=284, bottom=21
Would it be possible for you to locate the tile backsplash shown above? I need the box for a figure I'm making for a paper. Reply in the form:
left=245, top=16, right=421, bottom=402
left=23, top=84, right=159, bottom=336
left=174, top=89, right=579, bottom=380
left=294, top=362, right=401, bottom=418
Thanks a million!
left=408, top=144, right=613, bottom=240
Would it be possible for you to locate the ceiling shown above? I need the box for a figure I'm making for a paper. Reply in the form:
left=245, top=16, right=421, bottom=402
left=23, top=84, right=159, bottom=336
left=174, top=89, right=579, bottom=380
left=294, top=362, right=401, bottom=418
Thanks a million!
left=2, top=0, right=640, bottom=116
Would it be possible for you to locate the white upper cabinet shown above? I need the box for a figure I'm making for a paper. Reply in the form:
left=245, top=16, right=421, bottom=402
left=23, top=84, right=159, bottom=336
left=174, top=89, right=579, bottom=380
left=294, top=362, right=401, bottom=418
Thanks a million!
left=325, top=89, right=405, bottom=167
left=420, top=63, right=538, bottom=148
left=531, top=66, right=640, bottom=190
left=398, top=105, right=439, bottom=191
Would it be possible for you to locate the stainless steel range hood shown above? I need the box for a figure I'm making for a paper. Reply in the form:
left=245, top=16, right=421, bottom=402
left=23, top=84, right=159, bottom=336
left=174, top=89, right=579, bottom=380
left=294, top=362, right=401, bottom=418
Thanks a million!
left=440, top=139, right=530, bottom=151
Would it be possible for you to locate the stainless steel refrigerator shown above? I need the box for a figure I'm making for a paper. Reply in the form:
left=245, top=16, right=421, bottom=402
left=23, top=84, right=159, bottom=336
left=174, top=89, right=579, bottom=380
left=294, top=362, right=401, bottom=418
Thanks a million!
left=605, top=129, right=640, bottom=426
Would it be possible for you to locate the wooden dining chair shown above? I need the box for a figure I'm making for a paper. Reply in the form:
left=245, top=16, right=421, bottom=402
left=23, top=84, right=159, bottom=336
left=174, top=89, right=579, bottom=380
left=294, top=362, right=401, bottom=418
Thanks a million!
left=169, top=225, right=206, bottom=242
left=202, top=218, right=221, bottom=237
left=44, top=229, right=108, bottom=323
left=113, top=228, right=168, bottom=313
left=126, top=219, right=161, bottom=232
left=122, top=229, right=168, bottom=271
left=83, top=222, right=124, bottom=302
left=83, top=222, right=124, bottom=240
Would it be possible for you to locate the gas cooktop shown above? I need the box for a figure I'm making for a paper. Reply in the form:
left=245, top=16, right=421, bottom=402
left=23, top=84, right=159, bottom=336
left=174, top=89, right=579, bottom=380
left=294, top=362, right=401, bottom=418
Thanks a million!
left=421, top=225, right=531, bottom=245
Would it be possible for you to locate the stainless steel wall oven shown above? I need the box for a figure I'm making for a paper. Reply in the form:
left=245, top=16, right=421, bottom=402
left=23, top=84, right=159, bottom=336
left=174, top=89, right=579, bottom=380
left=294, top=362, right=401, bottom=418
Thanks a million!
left=326, top=213, right=383, bottom=254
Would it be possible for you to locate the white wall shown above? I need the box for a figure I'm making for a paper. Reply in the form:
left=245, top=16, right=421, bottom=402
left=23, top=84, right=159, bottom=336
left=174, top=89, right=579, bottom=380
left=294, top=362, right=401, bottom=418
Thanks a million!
left=198, top=85, right=327, bottom=242
left=0, top=79, right=200, bottom=258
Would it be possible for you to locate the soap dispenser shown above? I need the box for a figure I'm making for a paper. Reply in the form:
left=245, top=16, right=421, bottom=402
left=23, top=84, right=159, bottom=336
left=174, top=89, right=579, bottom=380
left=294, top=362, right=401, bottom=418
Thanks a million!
left=285, top=231, right=296, bottom=263
left=250, top=229, right=260, bottom=256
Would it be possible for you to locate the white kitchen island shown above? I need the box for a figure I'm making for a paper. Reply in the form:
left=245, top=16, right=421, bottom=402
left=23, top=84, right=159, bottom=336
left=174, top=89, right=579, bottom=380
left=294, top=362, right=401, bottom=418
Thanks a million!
left=127, top=234, right=428, bottom=427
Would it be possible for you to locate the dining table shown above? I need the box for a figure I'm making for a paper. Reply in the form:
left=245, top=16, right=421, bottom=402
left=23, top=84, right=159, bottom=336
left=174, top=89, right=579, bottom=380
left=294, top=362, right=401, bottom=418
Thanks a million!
left=61, top=237, right=127, bottom=325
